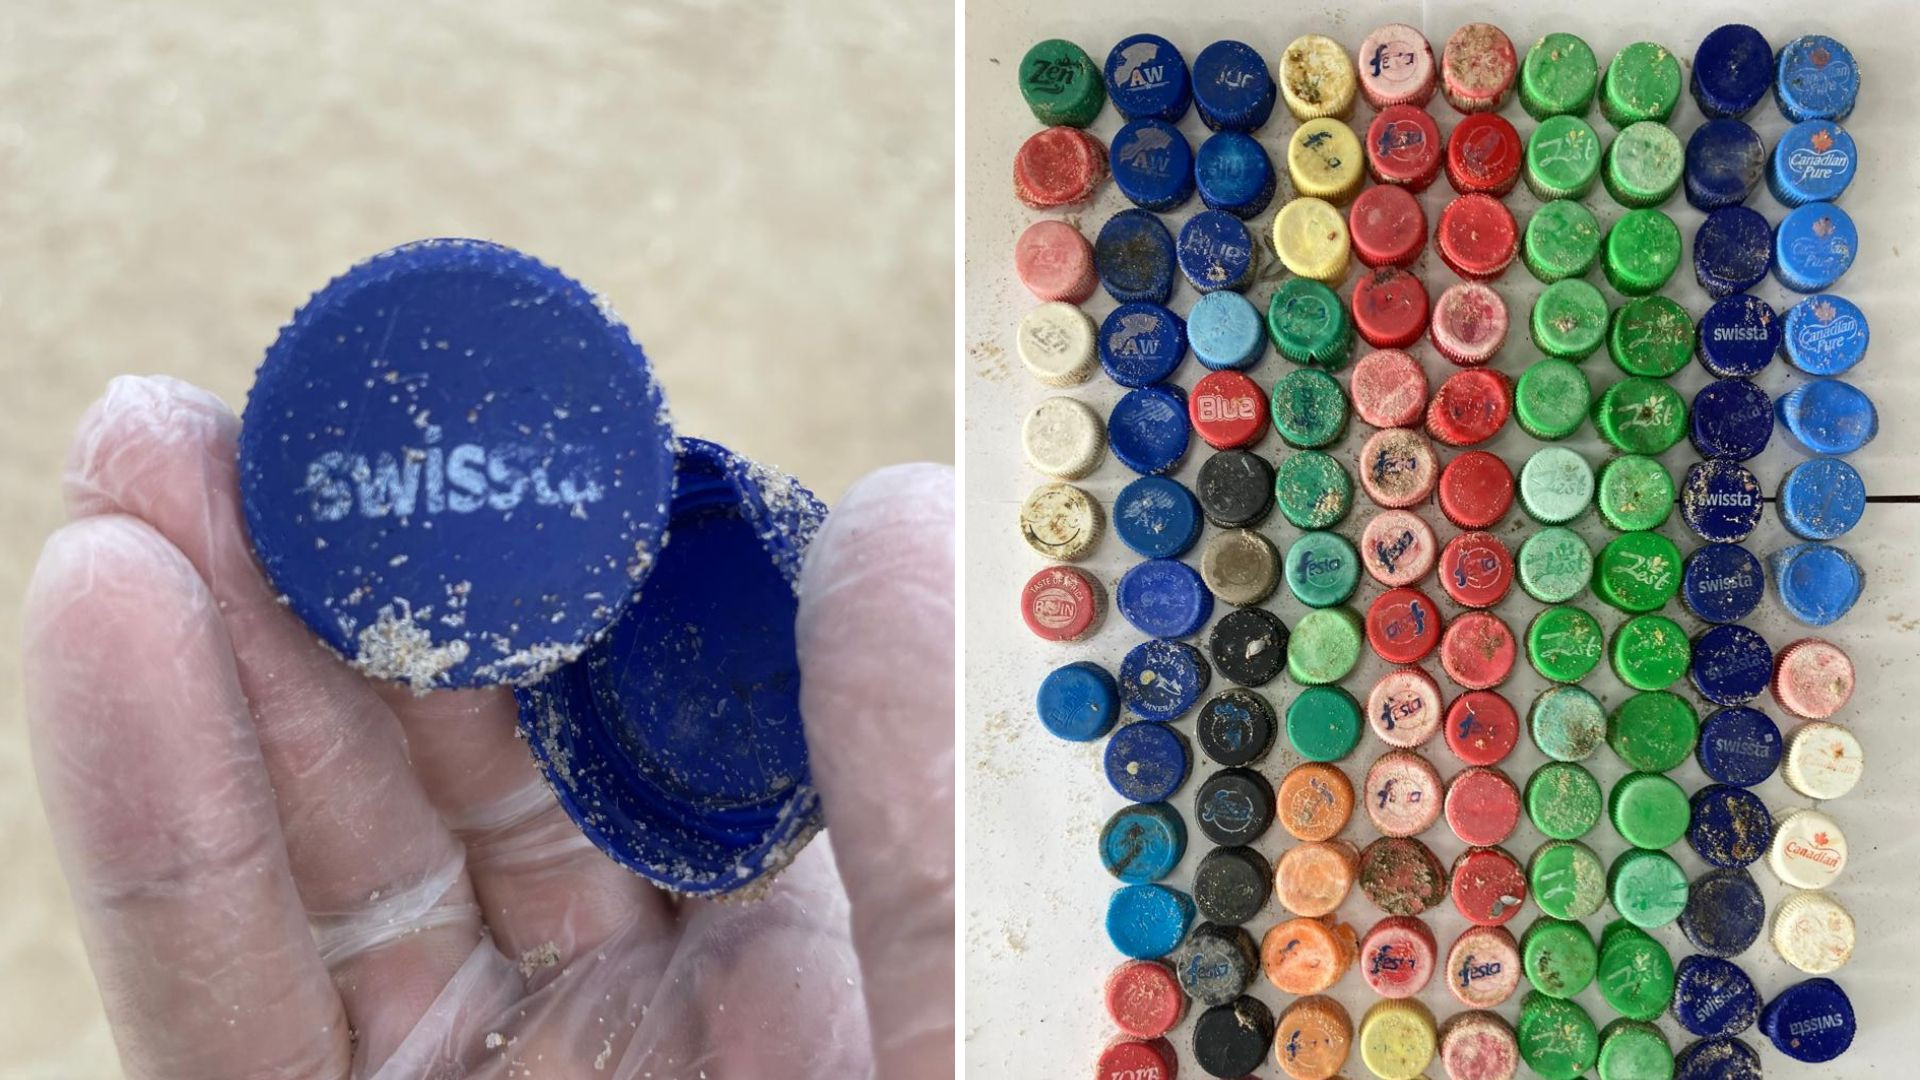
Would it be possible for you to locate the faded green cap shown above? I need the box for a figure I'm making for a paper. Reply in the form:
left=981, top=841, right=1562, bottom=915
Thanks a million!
left=1529, top=686, right=1606, bottom=763
left=1523, top=199, right=1602, bottom=282
left=1530, top=278, right=1609, bottom=360
left=1525, top=115, right=1603, bottom=199
left=1599, top=41, right=1681, bottom=126
left=1607, top=295, right=1692, bottom=377
left=1517, top=991, right=1599, bottom=1080
left=1520, top=33, right=1599, bottom=119
left=1597, top=1018, right=1673, bottom=1080
left=1515, top=358, right=1592, bottom=440
left=1018, top=39, right=1105, bottom=127
left=1288, top=606, right=1363, bottom=685
left=1519, top=446, right=1594, bottom=524
left=1522, top=916, right=1598, bottom=997
left=1517, top=526, right=1593, bottom=604
left=1528, top=842, right=1607, bottom=920
left=1602, top=207, right=1681, bottom=293
left=1275, top=450, right=1353, bottom=529
left=1526, top=761, right=1603, bottom=837
left=1607, top=848, right=1688, bottom=928
left=1608, top=771, right=1689, bottom=847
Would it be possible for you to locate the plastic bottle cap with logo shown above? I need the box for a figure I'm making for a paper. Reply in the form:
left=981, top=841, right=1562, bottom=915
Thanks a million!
left=1271, top=367, right=1349, bottom=448
left=1361, top=509, right=1438, bottom=587
left=1019, top=39, right=1105, bottom=126
left=1782, top=294, right=1868, bottom=376
left=1195, top=130, right=1277, bottom=218
left=1783, top=721, right=1864, bottom=801
left=1684, top=118, right=1767, bottom=211
left=1523, top=198, right=1601, bottom=282
left=1096, top=209, right=1178, bottom=303
left=1274, top=450, right=1354, bottom=529
left=1517, top=526, right=1592, bottom=604
left=1531, top=278, right=1608, bottom=360
left=1690, top=378, right=1772, bottom=461
left=1016, top=301, right=1096, bottom=386
left=1440, top=531, right=1515, bottom=608
left=1278, top=761, right=1356, bottom=841
left=1014, top=219, right=1097, bottom=303
left=1194, top=844, right=1272, bottom=924
left=1186, top=291, right=1264, bottom=371
left=1037, top=660, right=1119, bottom=741
left=1209, top=607, right=1289, bottom=687
left=1681, top=462, right=1763, bottom=547
left=1369, top=666, right=1445, bottom=748
left=1773, top=202, right=1858, bottom=293
left=1350, top=180, right=1429, bottom=269
left=1105, top=722, right=1191, bottom=803
left=1096, top=1037, right=1179, bottom=1080
left=1273, top=196, right=1354, bottom=284
left=1448, top=112, right=1523, bottom=196
left=1673, top=953, right=1759, bottom=1039
left=1519, top=32, right=1598, bottom=118
left=1428, top=368, right=1514, bottom=447
left=1446, top=688, right=1520, bottom=763
left=1267, top=276, right=1355, bottom=367
left=1774, top=34, right=1859, bottom=122
left=1771, top=543, right=1864, bottom=626
left=1110, top=119, right=1194, bottom=211
left=1287, top=530, right=1360, bottom=607
left=1194, top=768, right=1276, bottom=845
left=1526, top=762, right=1602, bottom=838
left=1177, top=209, right=1256, bottom=293
left=1020, top=565, right=1105, bottom=641
left=1366, top=586, right=1443, bottom=665
left=1365, top=104, right=1444, bottom=190
left=1690, top=624, right=1772, bottom=705
left=1770, top=119, right=1857, bottom=206
left=1697, top=705, right=1781, bottom=787
left=1603, top=208, right=1681, bottom=294
left=1594, top=376, right=1686, bottom=455
left=1694, top=293, right=1775, bottom=378
left=1105, top=34, right=1192, bottom=123
left=1594, top=530, right=1683, bottom=613
left=1117, top=557, right=1213, bottom=639
left=1276, top=995, right=1354, bottom=1078
left=1514, top=358, right=1591, bottom=440
left=1120, top=639, right=1211, bottom=722
left=1189, top=370, right=1268, bottom=450
left=1760, top=978, right=1856, bottom=1064
left=1361, top=915, right=1439, bottom=998
left=1524, top=115, right=1602, bottom=200
left=1771, top=891, right=1856, bottom=975
left=1769, top=807, right=1849, bottom=890
left=1113, top=476, right=1201, bottom=558
left=1518, top=446, right=1593, bottom=525
left=1597, top=455, right=1674, bottom=532
left=1101, top=802, right=1187, bottom=883
left=1429, top=281, right=1508, bottom=366
left=1441, top=23, right=1517, bottom=113
left=1522, top=916, right=1597, bottom=998
left=1191, top=39, right=1276, bottom=131
left=1692, top=24, right=1772, bottom=117
left=1437, top=449, right=1514, bottom=526
left=1358, top=23, right=1438, bottom=108
left=1108, top=383, right=1190, bottom=475
left=1607, top=849, right=1688, bottom=929
left=1527, top=605, right=1603, bottom=683
left=1358, top=426, right=1439, bottom=508
left=1289, top=117, right=1365, bottom=201
left=1597, top=926, right=1676, bottom=1022
left=1099, top=302, right=1186, bottom=387
left=1262, top=917, right=1359, bottom=994
left=1196, top=688, right=1276, bottom=767
left=1437, top=195, right=1519, bottom=280
left=1447, top=925, right=1522, bottom=1008
left=1776, top=379, right=1877, bottom=455
left=1351, top=266, right=1431, bottom=349
left=1020, top=481, right=1103, bottom=561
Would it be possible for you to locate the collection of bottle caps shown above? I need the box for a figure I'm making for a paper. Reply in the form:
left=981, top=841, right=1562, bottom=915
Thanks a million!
left=1011, top=20, right=1867, bottom=1080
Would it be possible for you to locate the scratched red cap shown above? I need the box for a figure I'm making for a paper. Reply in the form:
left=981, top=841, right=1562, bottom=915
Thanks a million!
left=1426, top=369, right=1511, bottom=448
left=1439, top=531, right=1514, bottom=608
left=1436, top=194, right=1518, bottom=280
left=1013, top=126, right=1109, bottom=210
left=1349, top=183, right=1429, bottom=267
left=1360, top=915, right=1440, bottom=998
left=1367, top=586, right=1445, bottom=664
left=1350, top=349, right=1430, bottom=428
left=1445, top=113, right=1523, bottom=196
left=1188, top=369, right=1269, bottom=450
left=1442, top=614, right=1517, bottom=692
left=1021, top=565, right=1106, bottom=642
left=1365, top=104, right=1444, bottom=190
left=1450, top=846, right=1525, bottom=926
left=1361, top=509, right=1439, bottom=587
left=1105, top=959, right=1186, bottom=1040
left=1436, top=451, right=1513, bottom=528
left=1443, top=688, right=1519, bottom=763
left=1097, top=1035, right=1180, bottom=1080
left=1444, top=766, right=1521, bottom=846
left=1429, top=282, right=1508, bottom=367
left=1014, top=219, right=1098, bottom=303
left=1351, top=266, right=1431, bottom=349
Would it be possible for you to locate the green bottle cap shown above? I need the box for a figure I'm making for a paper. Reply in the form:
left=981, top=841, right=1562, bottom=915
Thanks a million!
left=1526, top=605, right=1603, bottom=683
left=1518, top=447, right=1594, bottom=524
left=1513, top=359, right=1591, bottom=441
left=1608, top=771, right=1690, bottom=847
left=1610, top=613, right=1690, bottom=691
left=1524, top=115, right=1603, bottom=200
left=1607, top=848, right=1688, bottom=929
left=1599, top=41, right=1681, bottom=126
left=1274, top=450, right=1353, bottom=529
left=1288, top=606, right=1363, bottom=685
left=1286, top=531, right=1360, bottom=608
left=1018, top=39, right=1106, bottom=127
left=1517, top=527, right=1593, bottom=604
left=1522, top=917, right=1599, bottom=998
left=1267, top=278, right=1354, bottom=368
left=1270, top=367, right=1349, bottom=448
left=1286, top=683, right=1363, bottom=759
left=1595, top=921, right=1675, bottom=1021
left=1520, top=33, right=1600, bottom=119
left=1597, top=455, right=1675, bottom=531
left=1602, top=121, right=1683, bottom=208
left=1606, top=295, right=1692, bottom=378
left=1522, top=199, right=1602, bottom=283
left=1529, top=688, right=1607, bottom=763
left=1602, top=207, right=1681, bottom=293
left=1530, top=278, right=1609, bottom=360
left=1526, top=762, right=1603, bottom=837
left=1517, top=991, right=1600, bottom=1080
left=1528, top=841, right=1607, bottom=920
left=1597, top=1018, right=1673, bottom=1080
left=1593, top=376, right=1686, bottom=454
left=1593, top=530, right=1682, bottom=612
left=1606, top=690, right=1698, bottom=771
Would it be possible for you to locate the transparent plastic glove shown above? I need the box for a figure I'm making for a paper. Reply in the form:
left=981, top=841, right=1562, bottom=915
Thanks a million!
left=23, top=376, right=955, bottom=1079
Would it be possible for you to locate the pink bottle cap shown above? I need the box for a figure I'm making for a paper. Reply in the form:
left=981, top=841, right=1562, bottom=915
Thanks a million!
left=1446, top=925, right=1522, bottom=1007
left=1013, top=126, right=1108, bottom=210
left=1357, top=23, right=1438, bottom=108
left=1358, top=426, right=1440, bottom=508
left=1360, top=914, right=1440, bottom=997
left=1771, top=638, right=1855, bottom=720
left=1440, top=23, right=1518, bottom=113
left=1429, top=282, right=1509, bottom=366
left=1104, top=959, right=1186, bottom=1040
left=1361, top=509, right=1439, bottom=587
left=1439, top=1010, right=1521, bottom=1080
left=1014, top=219, right=1097, bottom=303
left=1368, top=666, right=1446, bottom=748
left=1365, top=749, right=1446, bottom=837
left=1349, top=349, right=1430, bottom=428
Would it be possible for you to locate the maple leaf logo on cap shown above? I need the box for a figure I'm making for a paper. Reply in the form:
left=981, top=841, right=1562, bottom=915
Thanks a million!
left=1811, top=128, right=1835, bottom=153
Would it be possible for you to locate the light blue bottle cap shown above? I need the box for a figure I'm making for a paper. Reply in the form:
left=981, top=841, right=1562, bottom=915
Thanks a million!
left=1188, top=291, right=1267, bottom=370
left=1107, top=882, right=1197, bottom=958
left=1037, top=660, right=1120, bottom=741
left=1769, top=120, right=1857, bottom=206
left=1779, top=458, right=1866, bottom=540
left=1100, top=802, right=1188, bottom=882
left=1770, top=542, right=1863, bottom=626
left=1781, top=295, right=1867, bottom=376
left=1774, top=35, right=1859, bottom=122
left=1773, top=202, right=1857, bottom=293
left=1775, top=379, right=1877, bottom=455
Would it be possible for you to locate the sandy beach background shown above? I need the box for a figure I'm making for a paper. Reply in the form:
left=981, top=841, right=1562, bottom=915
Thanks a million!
left=0, top=3, right=953, bottom=1073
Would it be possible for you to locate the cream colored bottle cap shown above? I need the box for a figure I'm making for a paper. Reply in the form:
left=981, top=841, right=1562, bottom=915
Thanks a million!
left=1768, top=807, right=1847, bottom=889
left=1280, top=33, right=1359, bottom=120
left=1272, top=197, right=1352, bottom=284
left=1018, top=482, right=1103, bottom=561
left=1772, top=890, right=1855, bottom=974
left=1016, top=301, right=1097, bottom=386
left=1022, top=396, right=1105, bottom=479
left=1783, top=721, right=1864, bottom=801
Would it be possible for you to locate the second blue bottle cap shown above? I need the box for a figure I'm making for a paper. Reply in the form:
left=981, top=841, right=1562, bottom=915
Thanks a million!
left=1114, top=476, right=1203, bottom=558
left=1776, top=379, right=1877, bottom=455
left=1690, top=379, right=1773, bottom=461
left=1191, top=40, right=1276, bottom=132
left=1683, top=119, right=1765, bottom=210
left=1106, top=34, right=1193, bottom=122
left=1681, top=542, right=1764, bottom=623
left=1680, top=460, right=1763, bottom=544
left=1196, top=131, right=1277, bottom=218
left=1694, top=207, right=1772, bottom=299
left=1771, top=543, right=1864, bottom=626
left=1760, top=978, right=1856, bottom=1063
left=1118, top=558, right=1214, bottom=639
left=1178, top=210, right=1257, bottom=293
left=1106, top=721, right=1193, bottom=802
left=1774, top=35, right=1859, bottom=122
left=1779, top=458, right=1867, bottom=540
left=1101, top=303, right=1188, bottom=387
left=1037, top=661, right=1121, bottom=741
left=1773, top=203, right=1858, bottom=293
left=1672, top=954, right=1760, bottom=1037
left=1101, top=802, right=1188, bottom=883
left=1111, top=118, right=1197, bottom=211
left=1120, top=639, right=1212, bottom=721
left=1696, top=706, right=1781, bottom=787
left=1690, top=625, right=1772, bottom=706
left=1107, top=882, right=1197, bottom=958
left=1782, top=295, right=1868, bottom=376
left=1692, top=25, right=1772, bottom=117
left=1110, top=383, right=1192, bottom=474
left=1769, top=119, right=1857, bottom=206
left=1695, top=294, right=1778, bottom=378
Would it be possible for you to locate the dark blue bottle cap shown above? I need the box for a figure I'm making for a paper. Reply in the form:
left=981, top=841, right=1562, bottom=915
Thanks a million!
left=1760, top=977, right=1857, bottom=1063
left=1118, top=558, right=1214, bottom=639
left=1110, top=383, right=1192, bottom=474
left=1106, top=34, right=1193, bottom=123
left=1178, top=210, right=1257, bottom=294
left=1037, top=660, right=1121, bottom=741
left=1191, top=40, right=1276, bottom=132
left=1101, top=801, right=1188, bottom=883
left=1690, top=625, right=1771, bottom=706
left=1687, top=787, right=1773, bottom=871
left=1096, top=209, right=1178, bottom=304
left=1780, top=458, right=1867, bottom=540
left=1101, top=302, right=1189, bottom=386
left=1689, top=379, right=1772, bottom=461
left=1672, top=954, right=1760, bottom=1038
left=1114, top=476, right=1204, bottom=558
left=1680, top=462, right=1764, bottom=545
left=1675, top=1036, right=1762, bottom=1080
left=1111, top=118, right=1197, bottom=212
left=1121, top=639, right=1212, bottom=721
left=1694, top=294, right=1778, bottom=379
left=1696, top=706, right=1781, bottom=787
left=1683, top=119, right=1766, bottom=210
left=1782, top=294, right=1868, bottom=375
left=1769, top=120, right=1857, bottom=206
left=1773, top=202, right=1858, bottom=293
left=1678, top=866, right=1766, bottom=954
left=1106, top=720, right=1193, bottom=803
left=1775, top=35, right=1859, bottom=122
left=1776, top=379, right=1877, bottom=455
left=518, top=437, right=826, bottom=895
left=1770, top=542, right=1864, bottom=626
left=1195, top=131, right=1277, bottom=219
left=1197, top=689, right=1276, bottom=766
left=240, top=239, right=677, bottom=691
left=1691, top=25, right=1772, bottom=118
left=1188, top=291, right=1267, bottom=370
left=1681, top=542, right=1764, bottom=625
left=1693, top=207, right=1772, bottom=299
left=1106, top=882, right=1197, bottom=959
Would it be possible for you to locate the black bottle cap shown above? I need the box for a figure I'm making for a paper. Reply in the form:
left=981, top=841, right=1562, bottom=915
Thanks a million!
left=1194, top=767, right=1276, bottom=845
left=1208, top=607, right=1289, bottom=687
left=1194, top=845, right=1273, bottom=924
left=1197, top=689, right=1276, bottom=766
left=1170, top=922, right=1260, bottom=1007
left=1193, top=995, right=1275, bottom=1077
left=1197, top=449, right=1275, bottom=528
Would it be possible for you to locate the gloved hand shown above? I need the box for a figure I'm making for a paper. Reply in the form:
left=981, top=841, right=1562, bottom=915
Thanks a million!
left=23, top=376, right=954, bottom=1079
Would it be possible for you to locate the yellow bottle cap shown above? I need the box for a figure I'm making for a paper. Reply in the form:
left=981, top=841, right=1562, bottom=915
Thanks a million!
left=1281, top=33, right=1358, bottom=120
left=1359, top=998, right=1437, bottom=1080
left=1288, top=118, right=1365, bottom=202
left=1272, top=197, right=1352, bottom=284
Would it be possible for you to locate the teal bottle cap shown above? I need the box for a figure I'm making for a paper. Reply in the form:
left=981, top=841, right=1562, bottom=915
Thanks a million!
left=1607, top=848, right=1689, bottom=929
left=1529, top=686, right=1607, bottom=763
left=1518, top=527, right=1593, bottom=604
left=1286, top=531, right=1361, bottom=607
left=1275, top=450, right=1354, bottom=529
left=1518, top=447, right=1594, bottom=525
left=1287, top=683, right=1365, bottom=759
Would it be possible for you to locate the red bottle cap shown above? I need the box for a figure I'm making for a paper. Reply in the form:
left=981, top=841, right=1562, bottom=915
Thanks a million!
left=1444, top=766, right=1521, bottom=846
left=1358, top=426, right=1440, bottom=508
left=1436, top=194, right=1518, bottom=280
left=1020, top=565, right=1104, bottom=642
left=1365, top=749, right=1446, bottom=837
left=1360, top=915, right=1440, bottom=998
left=1446, top=925, right=1522, bottom=1008
left=1368, top=665, right=1446, bottom=748
left=1365, top=105, right=1444, bottom=190
left=1188, top=369, right=1268, bottom=450
left=1350, top=349, right=1430, bottom=429
left=1350, top=187, right=1428, bottom=275
left=1013, top=126, right=1108, bottom=210
left=1425, top=369, right=1511, bottom=448
left=1361, top=509, right=1439, bottom=587
left=1436, top=450, right=1514, bottom=528
left=1367, top=586, right=1444, bottom=664
left=1428, top=282, right=1508, bottom=367
left=1449, top=846, right=1525, bottom=926
left=1442, top=616, right=1517, bottom=694
left=1440, top=1011, right=1522, bottom=1080
left=1350, top=266, right=1430, bottom=348
left=1444, top=689, right=1520, bottom=764
left=1097, top=1036, right=1180, bottom=1080
left=1771, top=638, right=1856, bottom=720
left=1104, top=959, right=1186, bottom=1040
left=1440, top=23, right=1518, bottom=114
left=1445, top=113, right=1523, bottom=196
left=1439, top=531, right=1514, bottom=608
left=1014, top=219, right=1097, bottom=304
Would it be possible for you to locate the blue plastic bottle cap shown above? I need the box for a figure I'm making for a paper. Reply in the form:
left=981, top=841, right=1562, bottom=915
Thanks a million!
left=1106, top=882, right=1197, bottom=959
left=1110, top=383, right=1192, bottom=475
left=1191, top=40, right=1276, bottom=132
left=1698, top=706, right=1782, bottom=787
left=1106, top=34, right=1193, bottom=122
left=1106, top=721, right=1193, bottom=803
left=1760, top=977, right=1856, bottom=1063
left=1689, top=625, right=1771, bottom=707
left=1195, top=131, right=1278, bottom=218
left=1680, top=542, right=1764, bottom=623
left=1776, top=380, right=1877, bottom=455
left=1770, top=542, right=1864, bottom=627
left=1694, top=207, right=1772, bottom=299
left=1774, top=35, right=1859, bottom=122
left=1113, top=476, right=1203, bottom=559
left=1111, top=118, right=1197, bottom=211
left=1691, top=25, right=1772, bottom=117
left=1096, top=209, right=1179, bottom=304
left=1101, top=303, right=1189, bottom=386
left=1689, top=379, right=1772, bottom=461
left=1683, top=119, right=1766, bottom=210
left=1100, top=802, right=1189, bottom=883
left=1773, top=202, right=1858, bottom=293
left=518, top=437, right=826, bottom=894
left=1694, top=294, right=1778, bottom=378
left=1672, top=954, right=1761, bottom=1038
left=1680, top=462, right=1763, bottom=545
left=1779, top=458, right=1867, bottom=540
left=1118, top=558, right=1214, bottom=639
left=1769, top=120, right=1857, bottom=206
left=1679, top=867, right=1766, bottom=954
left=1037, top=660, right=1121, bottom=741
left=1675, top=1037, right=1763, bottom=1080
left=1120, top=639, right=1213, bottom=722
left=1782, top=295, right=1868, bottom=376
left=1188, top=291, right=1267, bottom=371
left=1178, top=210, right=1258, bottom=293
left=240, top=239, right=677, bottom=691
